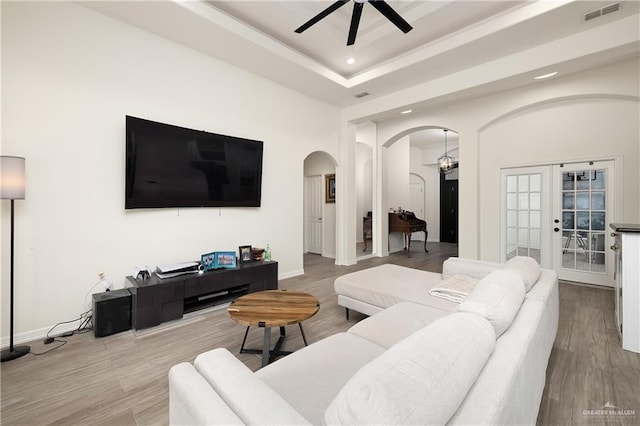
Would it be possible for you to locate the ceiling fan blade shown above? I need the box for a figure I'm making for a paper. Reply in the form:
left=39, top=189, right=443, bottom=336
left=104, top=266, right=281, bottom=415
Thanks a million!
left=347, top=2, right=364, bottom=46
left=295, top=0, right=350, bottom=34
left=369, top=0, right=413, bottom=33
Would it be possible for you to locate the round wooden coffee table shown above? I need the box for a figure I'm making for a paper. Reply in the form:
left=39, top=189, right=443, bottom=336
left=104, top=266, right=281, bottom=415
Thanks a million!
left=228, top=290, right=320, bottom=367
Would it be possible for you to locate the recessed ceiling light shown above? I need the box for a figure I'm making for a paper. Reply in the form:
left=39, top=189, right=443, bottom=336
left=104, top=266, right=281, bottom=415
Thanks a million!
left=534, top=71, right=558, bottom=80
left=401, top=109, right=413, bottom=114
left=346, top=58, right=356, bottom=65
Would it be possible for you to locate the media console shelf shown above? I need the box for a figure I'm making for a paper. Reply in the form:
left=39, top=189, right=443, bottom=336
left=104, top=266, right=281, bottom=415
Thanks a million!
left=125, top=261, right=278, bottom=329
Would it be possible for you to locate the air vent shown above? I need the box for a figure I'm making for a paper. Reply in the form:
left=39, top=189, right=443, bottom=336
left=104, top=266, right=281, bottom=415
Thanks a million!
left=355, top=91, right=370, bottom=98
left=584, top=9, right=601, bottom=21
left=602, top=2, right=621, bottom=15
left=584, top=2, right=621, bottom=21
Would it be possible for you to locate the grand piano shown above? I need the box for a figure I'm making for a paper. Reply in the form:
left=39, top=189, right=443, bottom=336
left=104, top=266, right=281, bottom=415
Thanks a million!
left=389, top=211, right=428, bottom=257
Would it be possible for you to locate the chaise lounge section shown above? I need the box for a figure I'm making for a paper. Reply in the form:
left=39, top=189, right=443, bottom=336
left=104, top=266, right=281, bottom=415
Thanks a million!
left=169, top=256, right=558, bottom=425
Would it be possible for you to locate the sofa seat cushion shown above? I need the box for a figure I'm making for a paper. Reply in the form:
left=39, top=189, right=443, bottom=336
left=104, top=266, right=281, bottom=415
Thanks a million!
left=458, top=270, right=526, bottom=337
left=503, top=256, right=541, bottom=291
left=334, top=264, right=458, bottom=312
left=347, top=301, right=451, bottom=348
left=325, top=312, right=496, bottom=425
left=255, top=332, right=386, bottom=425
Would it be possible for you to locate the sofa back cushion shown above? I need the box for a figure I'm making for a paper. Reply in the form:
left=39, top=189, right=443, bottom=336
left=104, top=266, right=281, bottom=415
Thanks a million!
left=324, top=312, right=495, bottom=425
left=458, top=270, right=526, bottom=337
left=503, top=256, right=541, bottom=291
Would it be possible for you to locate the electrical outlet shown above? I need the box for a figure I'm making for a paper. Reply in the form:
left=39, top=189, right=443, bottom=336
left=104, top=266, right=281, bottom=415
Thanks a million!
left=96, top=272, right=113, bottom=292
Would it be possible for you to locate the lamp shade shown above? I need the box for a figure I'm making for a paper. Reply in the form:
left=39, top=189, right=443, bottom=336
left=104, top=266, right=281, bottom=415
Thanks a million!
left=0, top=156, right=26, bottom=200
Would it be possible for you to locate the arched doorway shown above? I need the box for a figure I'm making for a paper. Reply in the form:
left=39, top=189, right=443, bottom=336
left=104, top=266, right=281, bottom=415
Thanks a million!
left=381, top=126, right=459, bottom=255
left=303, top=151, right=337, bottom=259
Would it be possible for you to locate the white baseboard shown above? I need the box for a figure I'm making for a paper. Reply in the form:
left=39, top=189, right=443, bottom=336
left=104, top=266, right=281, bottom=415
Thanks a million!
left=1, top=321, right=81, bottom=349
left=279, top=269, right=304, bottom=280
left=2, top=268, right=308, bottom=349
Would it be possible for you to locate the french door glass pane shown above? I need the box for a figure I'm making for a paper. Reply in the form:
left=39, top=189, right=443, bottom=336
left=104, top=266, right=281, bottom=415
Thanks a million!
left=504, top=173, right=541, bottom=263
left=563, top=193, right=574, bottom=209
left=576, top=193, right=590, bottom=209
left=560, top=169, right=607, bottom=273
left=592, top=192, right=605, bottom=209
left=530, top=210, right=541, bottom=227
left=530, top=193, right=541, bottom=209
left=530, top=174, right=541, bottom=191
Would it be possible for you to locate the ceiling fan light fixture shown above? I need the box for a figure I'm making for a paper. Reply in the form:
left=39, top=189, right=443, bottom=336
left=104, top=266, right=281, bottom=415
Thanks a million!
left=295, top=0, right=412, bottom=46
left=437, top=129, right=457, bottom=175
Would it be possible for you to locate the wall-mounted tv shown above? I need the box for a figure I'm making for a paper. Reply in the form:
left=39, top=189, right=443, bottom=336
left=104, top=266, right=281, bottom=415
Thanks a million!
left=125, top=116, right=263, bottom=209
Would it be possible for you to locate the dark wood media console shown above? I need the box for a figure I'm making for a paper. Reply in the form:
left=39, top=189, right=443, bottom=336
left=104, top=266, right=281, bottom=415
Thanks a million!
left=125, top=261, right=278, bottom=329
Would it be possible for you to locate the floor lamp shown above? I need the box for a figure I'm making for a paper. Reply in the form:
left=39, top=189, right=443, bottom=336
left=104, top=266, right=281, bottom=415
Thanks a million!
left=1, top=156, right=30, bottom=362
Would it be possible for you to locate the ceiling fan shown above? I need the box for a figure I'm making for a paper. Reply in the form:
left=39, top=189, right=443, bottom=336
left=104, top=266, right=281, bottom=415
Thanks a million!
left=295, top=0, right=413, bottom=46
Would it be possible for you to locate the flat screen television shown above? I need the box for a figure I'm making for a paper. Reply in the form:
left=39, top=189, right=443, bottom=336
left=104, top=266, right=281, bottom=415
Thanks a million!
left=125, top=116, right=263, bottom=209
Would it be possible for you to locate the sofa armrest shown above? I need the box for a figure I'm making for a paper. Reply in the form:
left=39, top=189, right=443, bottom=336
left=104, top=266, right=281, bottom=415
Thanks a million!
left=442, top=257, right=502, bottom=280
left=195, top=348, right=311, bottom=425
left=169, top=362, right=244, bottom=425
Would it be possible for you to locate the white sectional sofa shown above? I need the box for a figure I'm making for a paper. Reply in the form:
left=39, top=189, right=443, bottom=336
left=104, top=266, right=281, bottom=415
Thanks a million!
left=169, top=256, right=558, bottom=425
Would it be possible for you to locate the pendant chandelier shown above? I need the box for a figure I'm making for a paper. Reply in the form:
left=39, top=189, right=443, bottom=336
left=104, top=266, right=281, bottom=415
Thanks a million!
left=437, top=129, right=457, bottom=175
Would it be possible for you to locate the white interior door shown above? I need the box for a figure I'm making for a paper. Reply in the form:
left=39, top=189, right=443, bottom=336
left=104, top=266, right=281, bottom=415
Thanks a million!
left=552, top=161, right=614, bottom=286
left=501, top=166, right=552, bottom=267
left=305, top=175, right=322, bottom=254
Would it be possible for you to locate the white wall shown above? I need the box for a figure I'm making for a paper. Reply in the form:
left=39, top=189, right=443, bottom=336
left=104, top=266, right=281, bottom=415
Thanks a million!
left=1, top=2, right=339, bottom=342
left=355, top=143, right=372, bottom=243
left=385, top=136, right=411, bottom=252
left=479, top=97, right=639, bottom=260
left=375, top=59, right=639, bottom=260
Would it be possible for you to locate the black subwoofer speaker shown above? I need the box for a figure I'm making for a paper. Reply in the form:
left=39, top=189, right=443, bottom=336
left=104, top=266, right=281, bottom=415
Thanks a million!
left=92, top=289, right=132, bottom=337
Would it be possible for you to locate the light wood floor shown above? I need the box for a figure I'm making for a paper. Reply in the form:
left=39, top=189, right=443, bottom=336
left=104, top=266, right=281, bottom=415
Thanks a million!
left=1, top=243, right=638, bottom=425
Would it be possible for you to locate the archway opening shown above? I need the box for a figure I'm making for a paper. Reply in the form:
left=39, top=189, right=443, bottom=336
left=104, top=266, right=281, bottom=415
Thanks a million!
left=382, top=126, right=459, bottom=256
left=303, top=151, right=337, bottom=262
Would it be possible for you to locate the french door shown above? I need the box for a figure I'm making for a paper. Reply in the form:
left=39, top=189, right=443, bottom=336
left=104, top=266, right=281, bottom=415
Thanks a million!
left=501, top=167, right=551, bottom=267
left=501, top=161, right=615, bottom=286
left=551, top=161, right=614, bottom=286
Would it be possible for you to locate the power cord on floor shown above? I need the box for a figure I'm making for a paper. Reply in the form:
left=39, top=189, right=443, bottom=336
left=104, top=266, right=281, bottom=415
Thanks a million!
left=44, top=309, right=93, bottom=339
left=27, top=310, right=94, bottom=355
left=29, top=339, right=67, bottom=355
left=23, top=277, right=106, bottom=356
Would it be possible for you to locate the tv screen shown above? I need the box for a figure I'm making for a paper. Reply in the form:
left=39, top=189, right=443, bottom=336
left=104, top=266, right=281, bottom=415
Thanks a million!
left=125, top=116, right=263, bottom=209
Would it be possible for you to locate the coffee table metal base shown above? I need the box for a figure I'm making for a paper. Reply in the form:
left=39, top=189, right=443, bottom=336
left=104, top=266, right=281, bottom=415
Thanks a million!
left=239, top=323, right=309, bottom=367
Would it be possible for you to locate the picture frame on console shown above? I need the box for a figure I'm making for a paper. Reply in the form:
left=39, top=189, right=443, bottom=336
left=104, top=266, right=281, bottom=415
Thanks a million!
left=214, top=251, right=237, bottom=269
left=201, top=252, right=216, bottom=271
left=239, top=245, right=252, bottom=263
